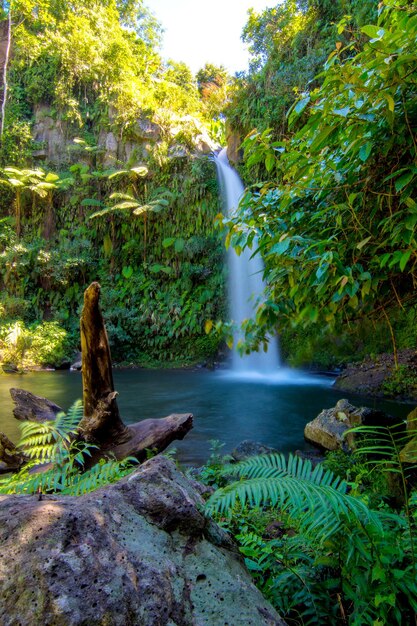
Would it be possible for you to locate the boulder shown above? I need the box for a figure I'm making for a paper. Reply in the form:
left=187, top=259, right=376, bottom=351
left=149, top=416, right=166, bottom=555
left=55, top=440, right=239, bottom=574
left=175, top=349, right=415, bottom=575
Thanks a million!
left=0, top=456, right=285, bottom=626
left=231, top=440, right=277, bottom=462
left=334, top=349, right=417, bottom=400
left=304, top=398, right=395, bottom=452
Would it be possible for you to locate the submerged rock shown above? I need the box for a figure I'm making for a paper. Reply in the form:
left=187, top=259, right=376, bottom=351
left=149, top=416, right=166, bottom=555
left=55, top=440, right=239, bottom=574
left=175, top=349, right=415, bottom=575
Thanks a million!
left=231, top=440, right=278, bottom=462
left=304, top=398, right=395, bottom=451
left=0, top=456, right=285, bottom=626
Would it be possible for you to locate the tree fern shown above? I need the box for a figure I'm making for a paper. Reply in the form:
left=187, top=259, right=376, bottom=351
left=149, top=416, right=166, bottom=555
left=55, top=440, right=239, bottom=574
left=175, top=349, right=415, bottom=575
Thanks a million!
left=206, top=453, right=384, bottom=544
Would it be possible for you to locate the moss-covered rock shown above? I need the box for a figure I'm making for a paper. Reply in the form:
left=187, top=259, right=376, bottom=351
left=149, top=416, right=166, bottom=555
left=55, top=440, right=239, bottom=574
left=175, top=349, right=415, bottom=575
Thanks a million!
left=0, top=456, right=285, bottom=626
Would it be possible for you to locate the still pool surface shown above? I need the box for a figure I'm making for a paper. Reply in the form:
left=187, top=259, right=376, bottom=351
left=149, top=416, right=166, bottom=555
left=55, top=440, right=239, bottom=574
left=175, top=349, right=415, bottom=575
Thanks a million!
left=0, top=368, right=413, bottom=465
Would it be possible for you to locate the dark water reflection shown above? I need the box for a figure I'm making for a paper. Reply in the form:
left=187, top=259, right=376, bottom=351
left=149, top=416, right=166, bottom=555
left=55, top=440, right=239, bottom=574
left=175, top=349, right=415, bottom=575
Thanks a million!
left=0, top=368, right=413, bottom=465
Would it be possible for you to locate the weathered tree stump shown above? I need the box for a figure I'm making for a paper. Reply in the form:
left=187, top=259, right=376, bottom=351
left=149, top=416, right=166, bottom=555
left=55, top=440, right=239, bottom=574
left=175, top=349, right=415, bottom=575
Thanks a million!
left=78, top=282, right=130, bottom=446
left=3, top=282, right=193, bottom=471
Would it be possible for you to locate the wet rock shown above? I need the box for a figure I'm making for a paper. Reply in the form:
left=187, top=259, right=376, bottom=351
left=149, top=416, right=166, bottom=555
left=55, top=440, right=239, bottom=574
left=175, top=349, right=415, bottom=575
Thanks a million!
left=32, top=104, right=68, bottom=164
left=294, top=448, right=326, bottom=467
left=304, top=398, right=396, bottom=452
left=0, top=455, right=286, bottom=626
left=231, top=440, right=278, bottom=462
left=70, top=352, right=82, bottom=371
left=225, top=123, right=242, bottom=164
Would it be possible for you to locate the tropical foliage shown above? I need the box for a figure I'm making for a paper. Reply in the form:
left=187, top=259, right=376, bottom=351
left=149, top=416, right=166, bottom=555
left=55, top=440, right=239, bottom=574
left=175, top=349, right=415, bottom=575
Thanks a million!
left=221, top=0, right=417, bottom=366
left=0, top=399, right=139, bottom=495
left=205, top=436, right=417, bottom=625
left=0, top=0, right=228, bottom=369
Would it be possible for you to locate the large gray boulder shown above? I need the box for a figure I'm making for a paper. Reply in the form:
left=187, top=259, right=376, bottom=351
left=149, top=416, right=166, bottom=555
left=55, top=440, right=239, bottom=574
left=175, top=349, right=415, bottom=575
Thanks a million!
left=0, top=456, right=285, bottom=626
left=304, top=398, right=395, bottom=451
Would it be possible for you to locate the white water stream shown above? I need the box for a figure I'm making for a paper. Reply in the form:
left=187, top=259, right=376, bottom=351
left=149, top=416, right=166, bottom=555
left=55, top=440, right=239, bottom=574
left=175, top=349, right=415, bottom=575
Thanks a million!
left=214, top=148, right=281, bottom=376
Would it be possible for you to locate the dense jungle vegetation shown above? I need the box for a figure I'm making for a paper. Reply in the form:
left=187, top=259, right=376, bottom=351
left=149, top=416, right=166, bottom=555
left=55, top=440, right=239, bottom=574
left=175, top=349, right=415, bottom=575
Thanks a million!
left=0, top=0, right=228, bottom=369
left=0, top=0, right=417, bottom=380
left=224, top=0, right=417, bottom=375
left=1, top=1, right=417, bottom=624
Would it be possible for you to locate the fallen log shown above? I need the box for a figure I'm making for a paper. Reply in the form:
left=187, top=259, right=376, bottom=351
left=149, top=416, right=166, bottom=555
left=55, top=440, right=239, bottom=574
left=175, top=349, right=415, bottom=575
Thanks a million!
left=9, top=387, right=61, bottom=422
left=6, top=281, right=193, bottom=471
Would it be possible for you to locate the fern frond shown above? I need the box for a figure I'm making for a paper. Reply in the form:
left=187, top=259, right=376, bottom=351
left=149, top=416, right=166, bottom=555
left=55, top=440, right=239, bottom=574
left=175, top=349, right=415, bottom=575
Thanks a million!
left=63, top=457, right=138, bottom=496
left=207, top=453, right=383, bottom=544
left=349, top=421, right=417, bottom=472
left=222, top=453, right=347, bottom=492
left=52, top=399, right=84, bottom=442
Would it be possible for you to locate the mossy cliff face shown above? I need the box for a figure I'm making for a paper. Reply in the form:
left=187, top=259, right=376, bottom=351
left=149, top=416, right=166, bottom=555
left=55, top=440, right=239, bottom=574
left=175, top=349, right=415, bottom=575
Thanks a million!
left=0, top=456, right=285, bottom=626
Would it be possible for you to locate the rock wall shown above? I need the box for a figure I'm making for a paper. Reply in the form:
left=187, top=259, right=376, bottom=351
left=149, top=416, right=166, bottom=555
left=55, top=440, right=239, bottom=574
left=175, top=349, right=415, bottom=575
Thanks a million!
left=0, top=456, right=285, bottom=626
left=31, top=105, right=218, bottom=168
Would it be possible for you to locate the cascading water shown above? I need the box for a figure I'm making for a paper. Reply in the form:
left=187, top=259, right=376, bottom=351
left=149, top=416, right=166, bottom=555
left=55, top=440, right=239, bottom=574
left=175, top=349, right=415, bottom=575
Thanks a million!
left=214, top=148, right=280, bottom=375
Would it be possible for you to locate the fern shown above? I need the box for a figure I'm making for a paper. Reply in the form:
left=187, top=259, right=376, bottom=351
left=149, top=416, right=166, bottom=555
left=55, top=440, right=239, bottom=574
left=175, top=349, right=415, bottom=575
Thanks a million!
left=0, top=400, right=139, bottom=496
left=206, top=450, right=417, bottom=624
left=63, top=456, right=139, bottom=496
left=348, top=419, right=417, bottom=569
left=206, top=453, right=384, bottom=544
left=18, top=399, right=84, bottom=463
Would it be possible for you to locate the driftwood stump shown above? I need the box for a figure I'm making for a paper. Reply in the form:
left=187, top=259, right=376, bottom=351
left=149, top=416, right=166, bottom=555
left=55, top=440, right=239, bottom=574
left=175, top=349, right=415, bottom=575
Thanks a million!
left=78, top=282, right=130, bottom=446
left=3, top=282, right=193, bottom=471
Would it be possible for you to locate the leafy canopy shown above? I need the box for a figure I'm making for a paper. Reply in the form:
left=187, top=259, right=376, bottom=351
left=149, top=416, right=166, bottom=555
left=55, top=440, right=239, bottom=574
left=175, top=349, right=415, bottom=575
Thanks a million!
left=223, top=0, right=417, bottom=354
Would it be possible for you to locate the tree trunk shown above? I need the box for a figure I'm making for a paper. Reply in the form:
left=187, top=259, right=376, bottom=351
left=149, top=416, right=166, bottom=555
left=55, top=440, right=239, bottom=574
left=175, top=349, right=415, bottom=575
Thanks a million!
left=5, top=282, right=194, bottom=471
left=0, top=10, right=11, bottom=140
left=78, top=281, right=130, bottom=445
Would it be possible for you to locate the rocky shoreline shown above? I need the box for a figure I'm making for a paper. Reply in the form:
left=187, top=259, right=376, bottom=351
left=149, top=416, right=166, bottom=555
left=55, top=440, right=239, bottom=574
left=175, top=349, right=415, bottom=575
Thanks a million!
left=334, top=348, right=417, bottom=402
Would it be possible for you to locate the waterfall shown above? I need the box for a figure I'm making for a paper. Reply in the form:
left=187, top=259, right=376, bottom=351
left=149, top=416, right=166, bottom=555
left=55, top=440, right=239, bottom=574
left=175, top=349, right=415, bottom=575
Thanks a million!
left=214, top=148, right=280, bottom=375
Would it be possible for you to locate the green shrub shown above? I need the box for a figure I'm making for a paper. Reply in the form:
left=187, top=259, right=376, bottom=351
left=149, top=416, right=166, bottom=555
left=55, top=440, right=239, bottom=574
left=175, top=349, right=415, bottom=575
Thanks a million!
left=0, top=320, right=73, bottom=368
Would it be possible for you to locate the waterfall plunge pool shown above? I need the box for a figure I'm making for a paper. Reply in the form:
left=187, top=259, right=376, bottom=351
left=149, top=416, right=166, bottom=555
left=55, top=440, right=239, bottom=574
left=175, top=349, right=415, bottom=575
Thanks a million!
left=0, top=368, right=413, bottom=466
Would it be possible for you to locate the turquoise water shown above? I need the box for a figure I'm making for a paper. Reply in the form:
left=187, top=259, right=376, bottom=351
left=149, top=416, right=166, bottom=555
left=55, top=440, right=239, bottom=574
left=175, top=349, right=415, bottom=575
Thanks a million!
left=0, top=368, right=412, bottom=465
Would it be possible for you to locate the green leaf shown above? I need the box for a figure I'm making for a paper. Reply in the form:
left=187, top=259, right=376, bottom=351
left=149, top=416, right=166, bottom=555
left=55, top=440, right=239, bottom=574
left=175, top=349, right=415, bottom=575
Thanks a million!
left=174, top=238, right=185, bottom=253
left=405, top=214, right=417, bottom=230
left=332, top=107, right=350, bottom=117
left=80, top=198, right=103, bottom=207
left=309, top=125, right=335, bottom=152
left=122, top=266, right=133, bottom=279
left=395, top=172, right=414, bottom=192
left=359, top=142, right=372, bottom=162
left=270, top=238, right=290, bottom=255
left=294, top=95, right=310, bottom=115
left=356, top=236, right=372, bottom=250
left=399, top=250, right=412, bottom=271
left=384, top=93, right=395, bottom=113
left=361, top=25, right=385, bottom=39
left=265, top=153, right=275, bottom=173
